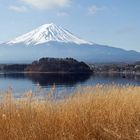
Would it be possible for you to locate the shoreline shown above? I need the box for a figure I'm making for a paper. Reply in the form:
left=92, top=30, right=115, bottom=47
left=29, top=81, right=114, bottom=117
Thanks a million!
left=0, top=71, right=140, bottom=75
left=0, top=71, right=93, bottom=74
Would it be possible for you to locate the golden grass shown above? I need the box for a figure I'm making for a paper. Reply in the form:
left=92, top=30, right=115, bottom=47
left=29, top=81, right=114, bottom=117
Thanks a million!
left=0, top=85, right=140, bottom=140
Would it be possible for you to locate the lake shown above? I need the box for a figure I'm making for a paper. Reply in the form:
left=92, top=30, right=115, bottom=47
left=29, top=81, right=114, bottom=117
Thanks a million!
left=0, top=73, right=139, bottom=98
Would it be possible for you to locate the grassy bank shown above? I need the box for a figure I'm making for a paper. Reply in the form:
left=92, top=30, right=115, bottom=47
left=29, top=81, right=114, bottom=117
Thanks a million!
left=0, top=85, right=140, bottom=140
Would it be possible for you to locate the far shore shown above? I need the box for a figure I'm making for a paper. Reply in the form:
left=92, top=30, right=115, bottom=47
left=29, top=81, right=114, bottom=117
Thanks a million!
left=0, top=71, right=140, bottom=76
left=0, top=71, right=93, bottom=74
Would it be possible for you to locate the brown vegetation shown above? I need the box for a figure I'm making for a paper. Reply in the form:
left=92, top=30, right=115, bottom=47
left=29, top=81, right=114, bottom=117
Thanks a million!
left=25, top=57, right=92, bottom=73
left=0, top=85, right=140, bottom=140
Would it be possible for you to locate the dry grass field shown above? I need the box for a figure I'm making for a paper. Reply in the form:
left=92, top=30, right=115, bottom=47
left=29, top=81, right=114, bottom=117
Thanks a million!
left=0, top=85, right=140, bottom=140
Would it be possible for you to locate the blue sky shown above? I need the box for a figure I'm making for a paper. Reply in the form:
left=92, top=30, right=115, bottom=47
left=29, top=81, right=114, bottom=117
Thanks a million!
left=0, top=0, right=140, bottom=51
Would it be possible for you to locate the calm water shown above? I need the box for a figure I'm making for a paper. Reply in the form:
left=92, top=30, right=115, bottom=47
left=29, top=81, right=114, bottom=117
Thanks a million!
left=0, top=73, right=139, bottom=98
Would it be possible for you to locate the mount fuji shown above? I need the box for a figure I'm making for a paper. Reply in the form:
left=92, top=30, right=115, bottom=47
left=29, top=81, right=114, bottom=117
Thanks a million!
left=0, top=23, right=140, bottom=64
left=7, top=23, right=91, bottom=45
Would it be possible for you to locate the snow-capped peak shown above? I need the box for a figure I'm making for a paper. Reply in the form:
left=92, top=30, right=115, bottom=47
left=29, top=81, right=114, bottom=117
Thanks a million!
left=7, top=23, right=92, bottom=45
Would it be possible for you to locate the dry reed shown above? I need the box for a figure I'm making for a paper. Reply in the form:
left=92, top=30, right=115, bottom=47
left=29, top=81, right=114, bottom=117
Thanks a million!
left=0, top=85, right=139, bottom=140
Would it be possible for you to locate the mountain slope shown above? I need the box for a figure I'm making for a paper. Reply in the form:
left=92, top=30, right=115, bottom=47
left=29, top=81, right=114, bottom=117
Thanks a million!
left=7, top=23, right=91, bottom=45
left=0, top=23, right=140, bottom=64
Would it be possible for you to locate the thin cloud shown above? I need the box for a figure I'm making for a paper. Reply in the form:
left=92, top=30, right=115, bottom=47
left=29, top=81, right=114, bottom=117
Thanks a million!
left=118, top=26, right=136, bottom=34
left=88, top=5, right=106, bottom=15
left=20, top=0, right=71, bottom=10
left=9, top=5, right=28, bottom=13
left=57, top=12, right=68, bottom=17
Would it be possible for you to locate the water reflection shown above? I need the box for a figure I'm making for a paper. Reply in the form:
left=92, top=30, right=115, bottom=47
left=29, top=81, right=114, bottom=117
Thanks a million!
left=0, top=73, right=25, bottom=79
left=0, top=72, right=139, bottom=97
left=25, top=73, right=91, bottom=86
left=92, top=73, right=140, bottom=82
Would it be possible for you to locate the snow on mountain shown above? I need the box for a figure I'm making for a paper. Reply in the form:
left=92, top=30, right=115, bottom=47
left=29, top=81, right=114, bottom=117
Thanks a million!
left=7, top=23, right=92, bottom=45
